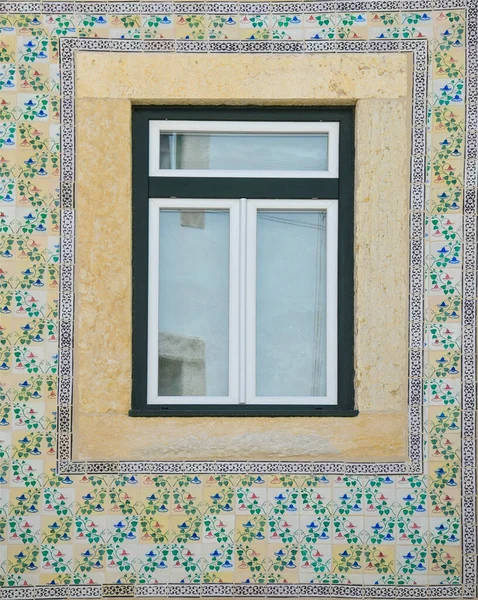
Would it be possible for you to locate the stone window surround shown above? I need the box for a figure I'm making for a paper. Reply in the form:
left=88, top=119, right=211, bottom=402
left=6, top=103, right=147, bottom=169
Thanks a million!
left=72, top=50, right=412, bottom=463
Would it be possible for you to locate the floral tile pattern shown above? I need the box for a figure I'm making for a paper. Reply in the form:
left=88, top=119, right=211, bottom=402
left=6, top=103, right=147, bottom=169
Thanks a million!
left=0, top=0, right=476, bottom=599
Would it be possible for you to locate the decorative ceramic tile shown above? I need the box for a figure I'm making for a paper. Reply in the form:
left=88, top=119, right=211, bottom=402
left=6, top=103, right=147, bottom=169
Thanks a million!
left=0, top=0, right=476, bottom=598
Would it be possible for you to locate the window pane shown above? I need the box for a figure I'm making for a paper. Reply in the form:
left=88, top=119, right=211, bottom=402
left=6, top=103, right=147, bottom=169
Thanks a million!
left=256, top=211, right=327, bottom=397
left=159, top=132, right=328, bottom=171
left=157, top=209, right=229, bottom=396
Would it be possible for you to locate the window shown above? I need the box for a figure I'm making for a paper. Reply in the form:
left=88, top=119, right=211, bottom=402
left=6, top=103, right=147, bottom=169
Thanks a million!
left=131, top=108, right=355, bottom=417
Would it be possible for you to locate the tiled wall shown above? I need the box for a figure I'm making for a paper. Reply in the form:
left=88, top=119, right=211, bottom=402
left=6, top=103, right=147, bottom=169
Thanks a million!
left=0, top=1, right=476, bottom=598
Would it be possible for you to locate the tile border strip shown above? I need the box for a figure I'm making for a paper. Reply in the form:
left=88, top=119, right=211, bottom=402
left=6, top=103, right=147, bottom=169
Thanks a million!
left=0, top=582, right=469, bottom=599
left=56, top=36, right=426, bottom=477
left=0, top=0, right=470, bottom=14
left=460, top=1, right=478, bottom=598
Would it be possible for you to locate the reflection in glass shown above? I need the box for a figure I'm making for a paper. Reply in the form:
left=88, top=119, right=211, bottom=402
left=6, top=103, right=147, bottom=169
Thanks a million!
left=256, top=211, right=327, bottom=397
left=157, top=209, right=229, bottom=396
left=159, top=132, right=328, bottom=171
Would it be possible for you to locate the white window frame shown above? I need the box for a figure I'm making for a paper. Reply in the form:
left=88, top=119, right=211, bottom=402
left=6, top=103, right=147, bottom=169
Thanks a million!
left=147, top=197, right=338, bottom=406
left=147, top=198, right=240, bottom=405
left=245, top=199, right=338, bottom=406
left=149, top=120, right=340, bottom=179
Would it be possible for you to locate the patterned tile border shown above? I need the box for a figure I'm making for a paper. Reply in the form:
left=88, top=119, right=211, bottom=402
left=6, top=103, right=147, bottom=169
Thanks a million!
left=57, top=35, right=427, bottom=477
left=1, top=0, right=475, bottom=597
left=0, top=580, right=472, bottom=599
left=0, top=1, right=472, bottom=13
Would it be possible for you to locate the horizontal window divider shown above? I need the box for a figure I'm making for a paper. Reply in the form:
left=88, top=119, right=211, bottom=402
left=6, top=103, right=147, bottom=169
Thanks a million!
left=148, top=177, right=339, bottom=200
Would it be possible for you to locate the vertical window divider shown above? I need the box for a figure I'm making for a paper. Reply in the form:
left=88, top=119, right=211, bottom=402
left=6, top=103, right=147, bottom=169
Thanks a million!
left=238, top=197, right=248, bottom=405
left=245, top=199, right=258, bottom=405
left=229, top=200, right=241, bottom=404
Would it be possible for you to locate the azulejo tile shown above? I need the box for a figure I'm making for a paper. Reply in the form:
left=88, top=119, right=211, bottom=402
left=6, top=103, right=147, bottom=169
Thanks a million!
left=207, top=14, right=239, bottom=40
left=0, top=1, right=474, bottom=598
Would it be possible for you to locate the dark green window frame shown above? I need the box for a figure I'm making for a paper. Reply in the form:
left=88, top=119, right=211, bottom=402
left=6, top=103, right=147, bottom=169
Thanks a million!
left=130, top=106, right=356, bottom=417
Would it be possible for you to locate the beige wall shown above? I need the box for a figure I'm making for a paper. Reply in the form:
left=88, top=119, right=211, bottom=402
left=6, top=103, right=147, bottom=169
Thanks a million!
left=74, top=52, right=411, bottom=461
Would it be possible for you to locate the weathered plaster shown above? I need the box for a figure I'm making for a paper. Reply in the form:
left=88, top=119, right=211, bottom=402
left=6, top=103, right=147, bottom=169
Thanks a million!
left=74, top=51, right=411, bottom=461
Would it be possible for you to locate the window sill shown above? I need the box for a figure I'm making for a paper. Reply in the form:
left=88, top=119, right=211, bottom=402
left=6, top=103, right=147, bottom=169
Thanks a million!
left=129, top=406, right=359, bottom=417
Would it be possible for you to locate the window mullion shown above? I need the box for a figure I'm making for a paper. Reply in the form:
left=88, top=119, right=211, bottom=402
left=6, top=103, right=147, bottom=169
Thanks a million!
left=238, top=197, right=248, bottom=405
left=228, top=200, right=241, bottom=405
left=245, top=199, right=258, bottom=405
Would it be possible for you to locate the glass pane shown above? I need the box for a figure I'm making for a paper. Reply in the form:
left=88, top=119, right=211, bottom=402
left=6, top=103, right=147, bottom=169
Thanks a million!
left=157, top=209, right=229, bottom=396
left=256, top=211, right=327, bottom=397
left=159, top=132, right=328, bottom=171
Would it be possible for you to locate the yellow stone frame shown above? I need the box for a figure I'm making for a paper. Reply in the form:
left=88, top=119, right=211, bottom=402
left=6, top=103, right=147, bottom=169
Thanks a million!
left=74, top=51, right=412, bottom=462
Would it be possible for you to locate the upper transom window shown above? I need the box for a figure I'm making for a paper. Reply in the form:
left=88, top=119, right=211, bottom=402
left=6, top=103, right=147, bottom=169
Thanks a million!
left=149, top=120, right=339, bottom=178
